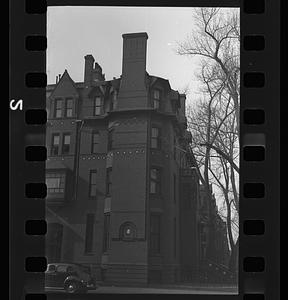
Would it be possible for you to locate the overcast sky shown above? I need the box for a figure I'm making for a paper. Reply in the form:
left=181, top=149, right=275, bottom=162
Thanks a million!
left=47, top=6, right=239, bottom=213
left=47, top=6, right=207, bottom=105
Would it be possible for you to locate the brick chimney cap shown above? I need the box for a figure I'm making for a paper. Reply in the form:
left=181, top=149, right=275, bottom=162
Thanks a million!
left=122, top=32, right=148, bottom=39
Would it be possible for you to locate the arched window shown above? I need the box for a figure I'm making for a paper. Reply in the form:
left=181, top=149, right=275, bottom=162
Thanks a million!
left=119, top=222, right=137, bottom=241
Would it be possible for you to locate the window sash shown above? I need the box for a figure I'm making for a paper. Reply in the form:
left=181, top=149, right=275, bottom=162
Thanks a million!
left=91, top=132, right=100, bottom=153
left=153, top=90, right=160, bottom=100
left=106, top=168, right=112, bottom=196
left=46, top=178, right=60, bottom=189
left=89, top=170, right=97, bottom=197
left=62, top=134, right=71, bottom=155
left=107, top=129, right=114, bottom=151
left=103, top=214, right=110, bottom=252
left=150, top=168, right=160, bottom=194
left=150, top=215, right=160, bottom=253
left=52, top=135, right=60, bottom=145
left=55, top=100, right=62, bottom=118
left=65, top=99, right=73, bottom=117
left=151, top=127, right=161, bottom=149
left=153, top=99, right=160, bottom=109
left=84, top=214, right=94, bottom=253
left=63, top=134, right=70, bottom=145
left=51, top=134, right=60, bottom=155
left=94, top=97, right=102, bottom=116
left=46, top=173, right=65, bottom=193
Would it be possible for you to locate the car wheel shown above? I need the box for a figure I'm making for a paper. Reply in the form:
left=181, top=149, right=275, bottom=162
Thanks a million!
left=65, top=281, right=79, bottom=293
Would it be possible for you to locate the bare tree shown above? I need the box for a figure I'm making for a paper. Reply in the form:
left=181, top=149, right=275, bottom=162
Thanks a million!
left=177, top=7, right=239, bottom=272
left=177, top=8, right=240, bottom=138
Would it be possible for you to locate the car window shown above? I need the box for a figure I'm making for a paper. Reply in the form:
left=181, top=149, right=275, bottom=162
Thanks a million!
left=56, top=265, right=67, bottom=273
left=47, top=264, right=56, bottom=272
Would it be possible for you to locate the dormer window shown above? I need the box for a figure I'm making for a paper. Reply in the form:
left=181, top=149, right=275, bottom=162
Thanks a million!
left=93, top=96, right=103, bottom=116
left=152, top=89, right=161, bottom=109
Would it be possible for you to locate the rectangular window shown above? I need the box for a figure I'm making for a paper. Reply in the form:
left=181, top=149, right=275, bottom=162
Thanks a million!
left=150, top=214, right=160, bottom=254
left=84, top=214, right=94, bottom=253
left=150, top=168, right=161, bottom=195
left=174, top=218, right=177, bottom=258
left=89, top=170, right=97, bottom=197
left=51, top=133, right=60, bottom=156
left=46, top=173, right=65, bottom=193
left=65, top=98, right=73, bottom=117
left=103, top=213, right=110, bottom=252
left=106, top=168, right=112, bottom=196
left=62, top=133, right=71, bottom=155
left=94, top=96, right=102, bottom=116
left=107, top=129, right=114, bottom=151
left=91, top=131, right=100, bottom=153
left=54, top=99, right=62, bottom=118
left=174, top=174, right=177, bottom=203
left=173, top=135, right=177, bottom=160
left=152, top=89, right=161, bottom=109
left=112, top=91, right=118, bottom=110
left=151, top=127, right=161, bottom=149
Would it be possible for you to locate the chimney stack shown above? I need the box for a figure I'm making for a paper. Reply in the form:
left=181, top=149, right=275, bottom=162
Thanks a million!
left=84, top=54, right=95, bottom=85
left=118, top=32, right=149, bottom=109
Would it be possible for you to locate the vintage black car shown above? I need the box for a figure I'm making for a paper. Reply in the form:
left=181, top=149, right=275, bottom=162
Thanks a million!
left=45, top=263, right=97, bottom=293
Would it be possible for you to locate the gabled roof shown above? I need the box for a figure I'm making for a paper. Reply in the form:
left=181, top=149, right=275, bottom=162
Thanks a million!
left=48, top=70, right=79, bottom=99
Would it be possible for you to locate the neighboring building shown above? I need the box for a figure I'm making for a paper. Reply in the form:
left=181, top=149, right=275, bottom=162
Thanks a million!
left=45, top=32, right=230, bottom=285
left=198, top=185, right=231, bottom=267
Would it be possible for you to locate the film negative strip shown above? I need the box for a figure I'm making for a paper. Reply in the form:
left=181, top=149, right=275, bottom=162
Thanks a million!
left=10, top=0, right=281, bottom=299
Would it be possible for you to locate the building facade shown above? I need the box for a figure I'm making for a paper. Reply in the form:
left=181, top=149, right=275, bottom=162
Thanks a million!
left=45, top=32, right=230, bottom=285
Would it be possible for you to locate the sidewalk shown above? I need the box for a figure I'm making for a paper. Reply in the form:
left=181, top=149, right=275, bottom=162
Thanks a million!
left=91, top=283, right=238, bottom=294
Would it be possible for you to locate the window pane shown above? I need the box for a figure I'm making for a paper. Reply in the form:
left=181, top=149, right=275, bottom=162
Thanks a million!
left=150, top=169, right=157, bottom=180
left=90, top=171, right=97, bottom=184
left=90, top=185, right=97, bottom=196
left=55, top=109, right=62, bottom=118
left=150, top=181, right=156, bottom=194
left=151, top=127, right=159, bottom=137
left=153, top=100, right=160, bottom=109
left=151, top=139, right=158, bottom=149
left=95, top=97, right=101, bottom=106
left=53, top=135, right=60, bottom=145
left=154, top=90, right=160, bottom=99
left=85, top=214, right=94, bottom=253
left=95, top=107, right=101, bottom=115
left=64, top=135, right=70, bottom=145
left=56, top=100, right=62, bottom=108
left=66, top=99, right=73, bottom=108
left=93, top=132, right=99, bottom=142
left=46, top=178, right=60, bottom=189
left=66, top=108, right=73, bottom=117
left=56, top=265, right=67, bottom=273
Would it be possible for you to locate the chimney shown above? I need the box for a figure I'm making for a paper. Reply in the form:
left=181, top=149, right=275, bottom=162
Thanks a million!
left=84, top=54, right=95, bottom=85
left=92, top=62, right=105, bottom=81
left=117, top=32, right=149, bottom=109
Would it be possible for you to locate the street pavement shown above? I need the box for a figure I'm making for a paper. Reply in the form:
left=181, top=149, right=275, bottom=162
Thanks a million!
left=87, top=284, right=238, bottom=294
